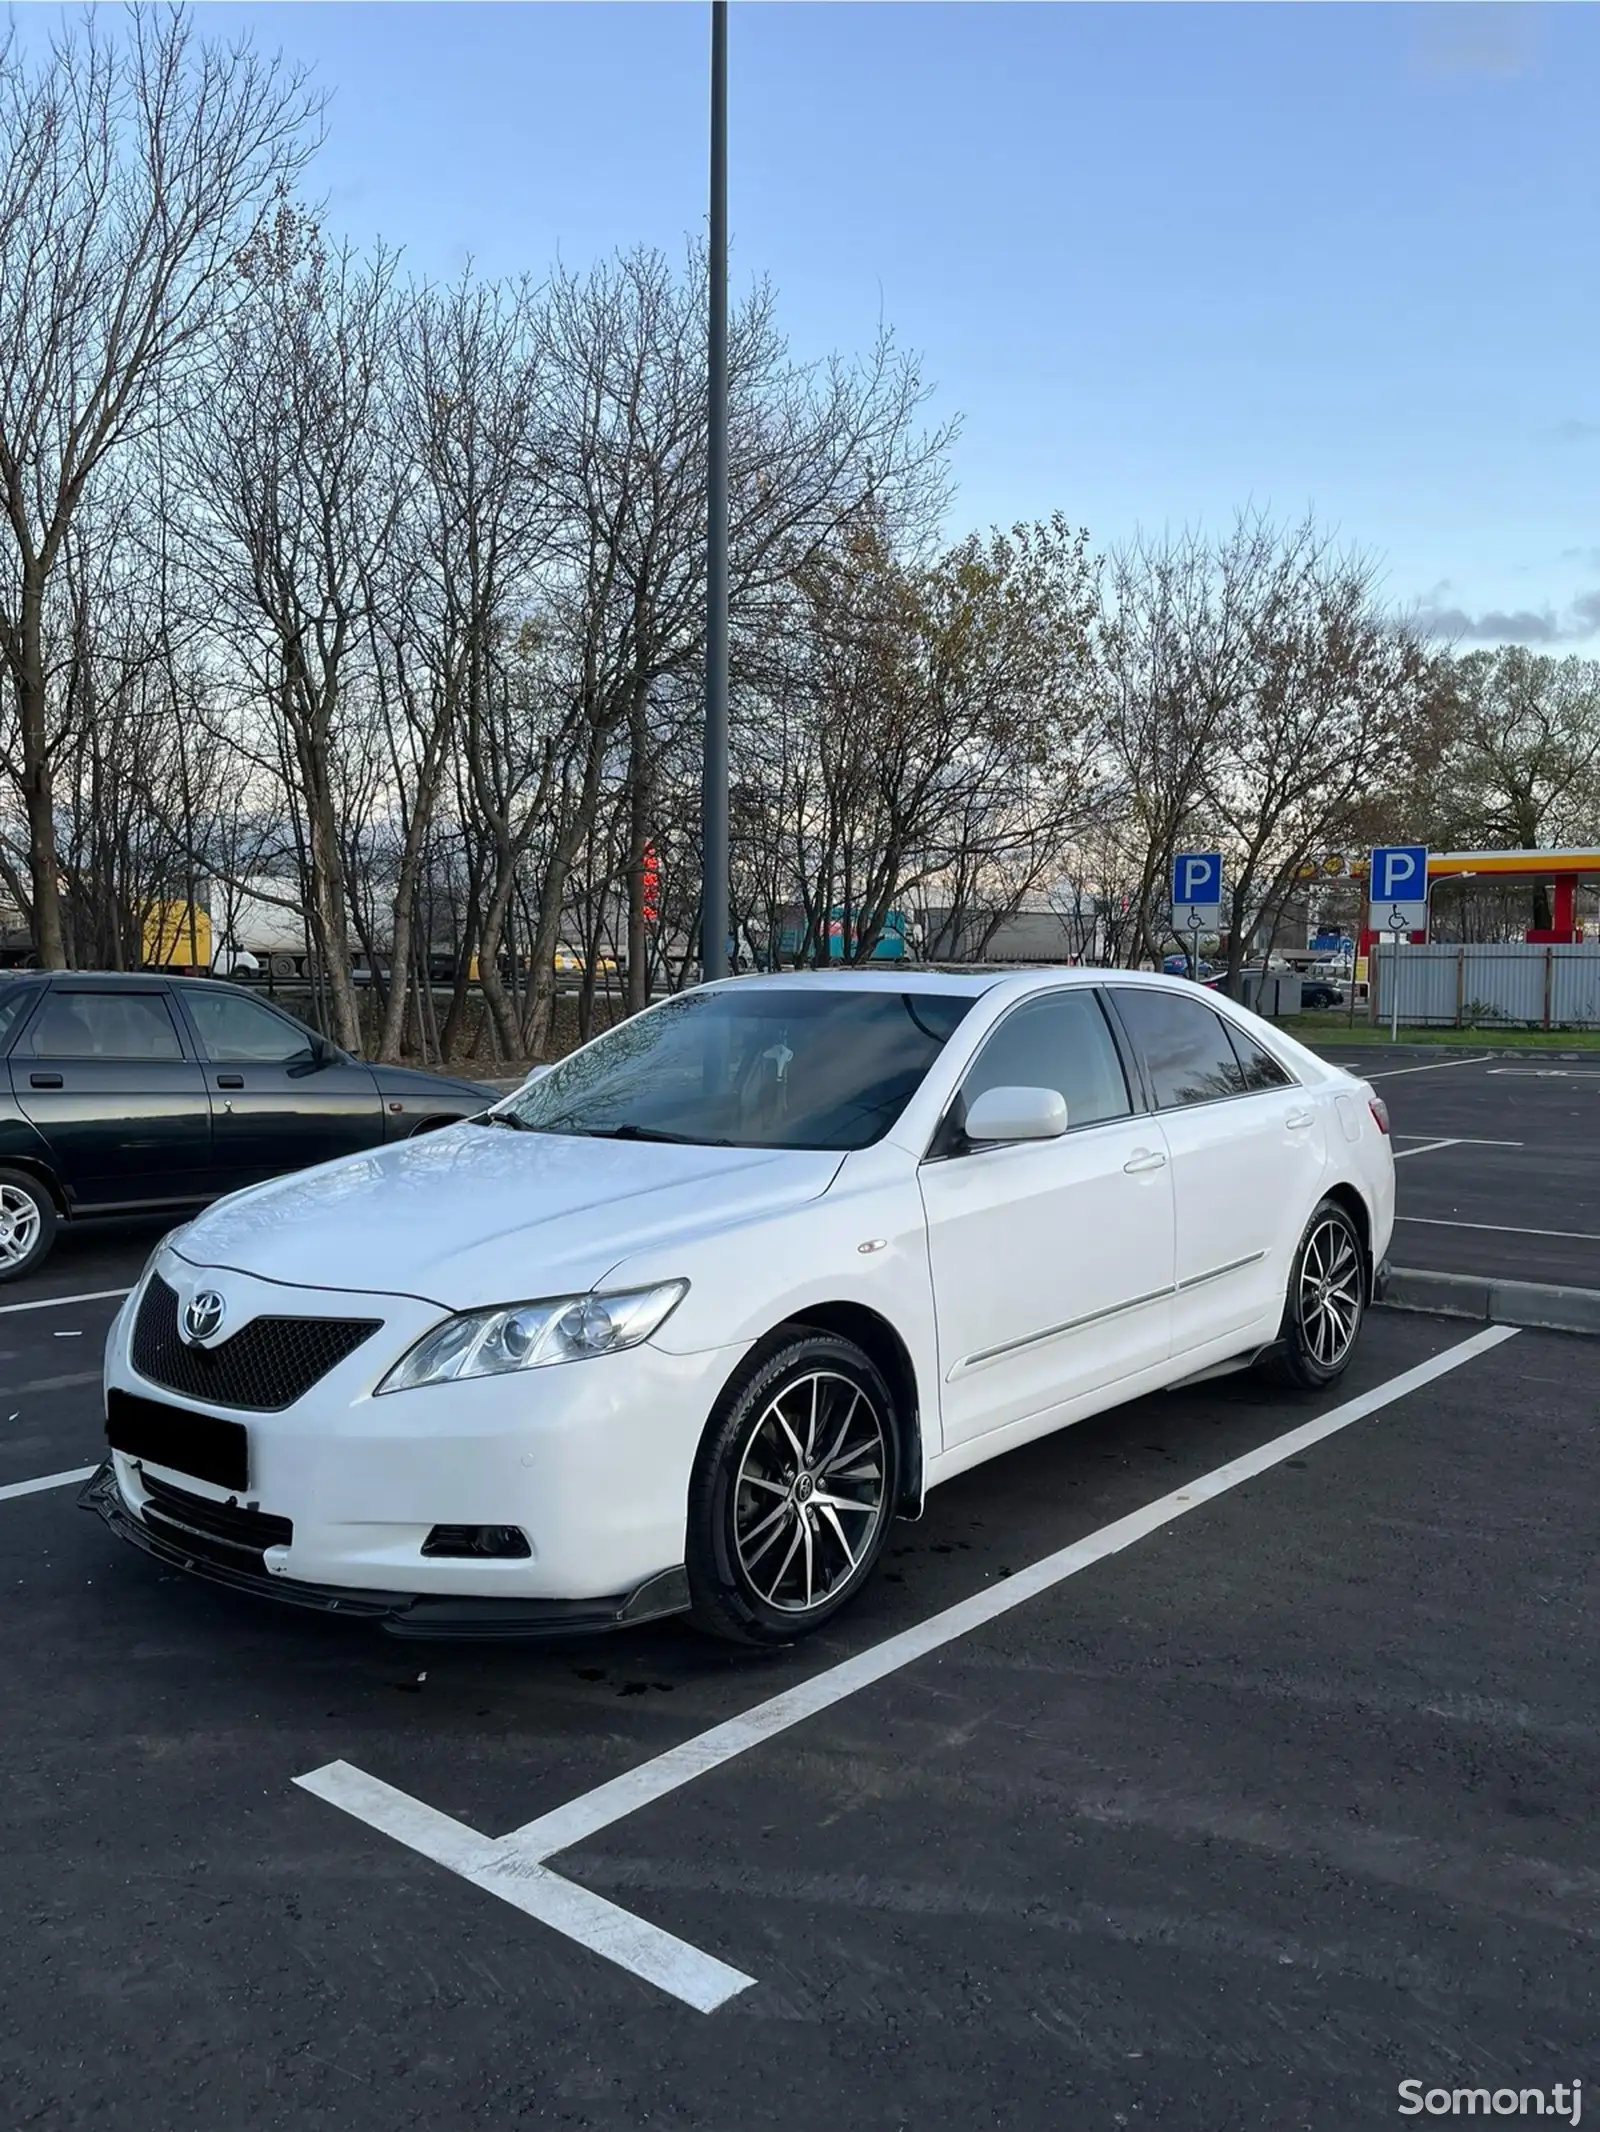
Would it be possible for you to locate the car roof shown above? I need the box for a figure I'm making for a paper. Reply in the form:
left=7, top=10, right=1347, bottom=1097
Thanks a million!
left=1, top=969, right=173, bottom=988
left=709, top=965, right=1198, bottom=997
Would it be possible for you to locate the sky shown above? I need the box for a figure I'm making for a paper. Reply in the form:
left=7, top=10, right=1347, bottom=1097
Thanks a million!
left=99, top=2, right=1600, bottom=644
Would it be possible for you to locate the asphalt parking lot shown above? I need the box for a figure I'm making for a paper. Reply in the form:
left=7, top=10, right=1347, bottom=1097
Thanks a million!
left=3, top=1219, right=1596, bottom=2130
left=1326, top=1047, right=1600, bottom=1289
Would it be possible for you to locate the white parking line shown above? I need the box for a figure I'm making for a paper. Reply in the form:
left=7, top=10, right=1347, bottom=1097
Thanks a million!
left=1487, top=1068, right=1600, bottom=1080
left=1394, top=1135, right=1523, bottom=1148
left=1396, top=1215, right=1600, bottom=1243
left=0, top=1287, right=129, bottom=1317
left=1357, top=1054, right=1495, bottom=1079
left=0, top=1464, right=97, bottom=1504
left=296, top=1324, right=1516, bottom=2012
left=1393, top=1139, right=1462, bottom=1160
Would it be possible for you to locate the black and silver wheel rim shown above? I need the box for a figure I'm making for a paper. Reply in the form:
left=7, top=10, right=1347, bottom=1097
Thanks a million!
left=732, top=1369, right=889, bottom=1615
left=1298, top=1216, right=1361, bottom=1367
left=0, top=1183, right=41, bottom=1270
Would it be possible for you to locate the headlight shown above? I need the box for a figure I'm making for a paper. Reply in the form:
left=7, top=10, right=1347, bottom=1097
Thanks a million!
left=376, top=1280, right=689, bottom=1394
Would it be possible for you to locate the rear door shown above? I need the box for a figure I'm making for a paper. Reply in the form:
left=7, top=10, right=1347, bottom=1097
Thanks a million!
left=171, top=985, right=384, bottom=1190
left=11, top=985, right=211, bottom=1208
left=1106, top=987, right=1328, bottom=1355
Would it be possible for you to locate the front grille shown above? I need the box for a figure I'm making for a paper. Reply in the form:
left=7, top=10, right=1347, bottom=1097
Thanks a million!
left=138, top=1471, right=294, bottom=1570
left=131, top=1275, right=381, bottom=1411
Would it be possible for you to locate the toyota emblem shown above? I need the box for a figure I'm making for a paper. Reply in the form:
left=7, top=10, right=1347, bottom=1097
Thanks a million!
left=182, top=1291, right=226, bottom=1345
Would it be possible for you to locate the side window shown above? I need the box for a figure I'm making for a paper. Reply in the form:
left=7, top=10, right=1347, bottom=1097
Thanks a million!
left=30, top=991, right=183, bottom=1062
left=1223, top=1019, right=1295, bottom=1093
left=1109, top=987, right=1240, bottom=1109
left=959, top=990, right=1132, bottom=1131
left=183, top=989, right=314, bottom=1065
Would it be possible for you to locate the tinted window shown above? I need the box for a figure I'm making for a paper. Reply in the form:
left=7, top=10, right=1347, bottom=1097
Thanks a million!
left=184, top=988, right=314, bottom=1064
left=1223, top=1019, right=1294, bottom=1093
left=959, top=990, right=1131, bottom=1131
left=1110, top=987, right=1240, bottom=1109
left=497, top=985, right=975, bottom=1151
left=30, top=991, right=182, bottom=1062
left=0, top=984, right=41, bottom=1052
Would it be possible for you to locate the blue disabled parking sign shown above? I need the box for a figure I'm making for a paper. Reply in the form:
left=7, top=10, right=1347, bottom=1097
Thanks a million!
left=1369, top=845, right=1430, bottom=934
left=1171, top=851, right=1223, bottom=931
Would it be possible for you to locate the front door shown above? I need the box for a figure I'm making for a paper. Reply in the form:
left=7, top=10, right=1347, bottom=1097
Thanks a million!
left=1106, top=987, right=1329, bottom=1353
left=919, top=988, right=1175, bottom=1449
left=172, top=987, right=385, bottom=1190
left=11, top=986, right=211, bottom=1208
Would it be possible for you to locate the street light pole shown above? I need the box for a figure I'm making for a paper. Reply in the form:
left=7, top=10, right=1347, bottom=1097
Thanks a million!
left=701, top=0, right=730, bottom=983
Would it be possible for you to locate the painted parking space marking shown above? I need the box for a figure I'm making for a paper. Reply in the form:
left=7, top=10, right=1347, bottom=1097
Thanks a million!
left=1393, top=1139, right=1462, bottom=1160
left=1487, top=1068, right=1600, bottom=1080
left=296, top=1325, right=1516, bottom=2012
left=1355, top=1055, right=1495, bottom=1080
left=0, top=1464, right=98, bottom=1505
left=1393, top=1135, right=1523, bottom=1148
left=1396, top=1215, right=1600, bottom=1243
left=296, top=1761, right=754, bottom=2014
left=0, top=1287, right=129, bottom=1317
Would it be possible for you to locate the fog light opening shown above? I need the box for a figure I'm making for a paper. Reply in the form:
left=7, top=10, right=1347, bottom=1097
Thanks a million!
left=421, top=1524, right=532, bottom=1560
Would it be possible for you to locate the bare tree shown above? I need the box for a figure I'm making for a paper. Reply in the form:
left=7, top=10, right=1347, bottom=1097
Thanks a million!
left=184, top=216, right=400, bottom=1049
left=0, top=7, right=318, bottom=965
left=1201, top=516, right=1431, bottom=991
left=772, top=513, right=1096, bottom=966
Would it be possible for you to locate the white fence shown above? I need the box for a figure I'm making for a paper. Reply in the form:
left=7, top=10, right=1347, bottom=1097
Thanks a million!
left=1371, top=942, right=1600, bottom=1029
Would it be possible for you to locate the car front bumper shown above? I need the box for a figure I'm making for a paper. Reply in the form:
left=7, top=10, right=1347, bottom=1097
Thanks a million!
left=97, top=1265, right=746, bottom=1632
left=79, top=1464, right=690, bottom=1638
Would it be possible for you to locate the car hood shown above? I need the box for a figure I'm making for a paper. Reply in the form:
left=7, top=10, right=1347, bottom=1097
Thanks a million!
left=172, top=1125, right=843, bottom=1310
left=368, top=1063, right=494, bottom=1102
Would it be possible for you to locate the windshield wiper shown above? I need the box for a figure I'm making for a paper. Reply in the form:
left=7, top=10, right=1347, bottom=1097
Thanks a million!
left=476, top=1109, right=535, bottom=1131
left=577, top=1123, right=732, bottom=1146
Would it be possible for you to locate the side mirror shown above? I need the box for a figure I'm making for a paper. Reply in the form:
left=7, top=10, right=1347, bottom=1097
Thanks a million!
left=963, top=1084, right=1069, bottom=1144
left=520, top=1063, right=554, bottom=1088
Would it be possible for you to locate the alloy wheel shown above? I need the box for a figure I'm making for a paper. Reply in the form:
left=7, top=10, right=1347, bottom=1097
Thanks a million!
left=1297, top=1216, right=1361, bottom=1368
left=731, top=1369, right=889, bottom=1615
left=0, top=1183, right=41, bottom=1270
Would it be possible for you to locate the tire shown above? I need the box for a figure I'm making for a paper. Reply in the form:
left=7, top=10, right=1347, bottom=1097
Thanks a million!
left=0, top=1167, right=58, bottom=1282
left=1264, top=1197, right=1366, bottom=1390
left=687, top=1331, right=901, bottom=1646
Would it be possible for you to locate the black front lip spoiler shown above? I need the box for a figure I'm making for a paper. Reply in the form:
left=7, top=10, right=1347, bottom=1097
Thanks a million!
left=79, top=1462, right=690, bottom=1641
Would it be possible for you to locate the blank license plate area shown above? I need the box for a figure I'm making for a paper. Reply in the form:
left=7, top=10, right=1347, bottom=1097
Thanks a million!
left=106, top=1389, right=250, bottom=1493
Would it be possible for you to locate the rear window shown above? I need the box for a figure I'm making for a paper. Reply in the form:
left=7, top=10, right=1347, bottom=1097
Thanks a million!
left=0, top=984, right=40, bottom=1052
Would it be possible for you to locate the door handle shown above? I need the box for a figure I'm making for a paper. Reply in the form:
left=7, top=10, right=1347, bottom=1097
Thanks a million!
left=1123, top=1148, right=1167, bottom=1175
left=1285, top=1108, right=1315, bottom=1130
left=216, top=1075, right=245, bottom=1090
left=29, top=1072, right=62, bottom=1089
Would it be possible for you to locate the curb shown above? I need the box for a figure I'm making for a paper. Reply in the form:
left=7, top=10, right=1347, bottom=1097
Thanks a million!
left=1378, top=1265, right=1600, bottom=1337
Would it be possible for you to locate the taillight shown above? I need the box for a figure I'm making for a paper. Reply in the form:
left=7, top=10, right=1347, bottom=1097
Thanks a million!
left=1367, top=1093, right=1390, bottom=1135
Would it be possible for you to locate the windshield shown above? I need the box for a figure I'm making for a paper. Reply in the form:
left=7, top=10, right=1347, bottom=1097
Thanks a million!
left=493, top=986, right=975, bottom=1151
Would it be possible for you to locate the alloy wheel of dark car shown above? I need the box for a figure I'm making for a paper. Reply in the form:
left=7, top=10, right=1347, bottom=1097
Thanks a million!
left=0, top=1166, right=58, bottom=1281
left=687, top=1331, right=900, bottom=1645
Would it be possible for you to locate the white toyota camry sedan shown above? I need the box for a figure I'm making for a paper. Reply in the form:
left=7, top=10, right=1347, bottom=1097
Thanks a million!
left=86, top=968, right=1395, bottom=1646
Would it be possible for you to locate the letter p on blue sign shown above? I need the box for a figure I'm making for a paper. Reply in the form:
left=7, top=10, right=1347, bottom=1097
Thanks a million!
left=1171, top=852, right=1223, bottom=920
left=1369, top=845, right=1430, bottom=934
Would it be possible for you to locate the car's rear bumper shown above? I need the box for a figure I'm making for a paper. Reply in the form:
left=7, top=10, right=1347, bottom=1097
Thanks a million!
left=79, top=1463, right=690, bottom=1639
